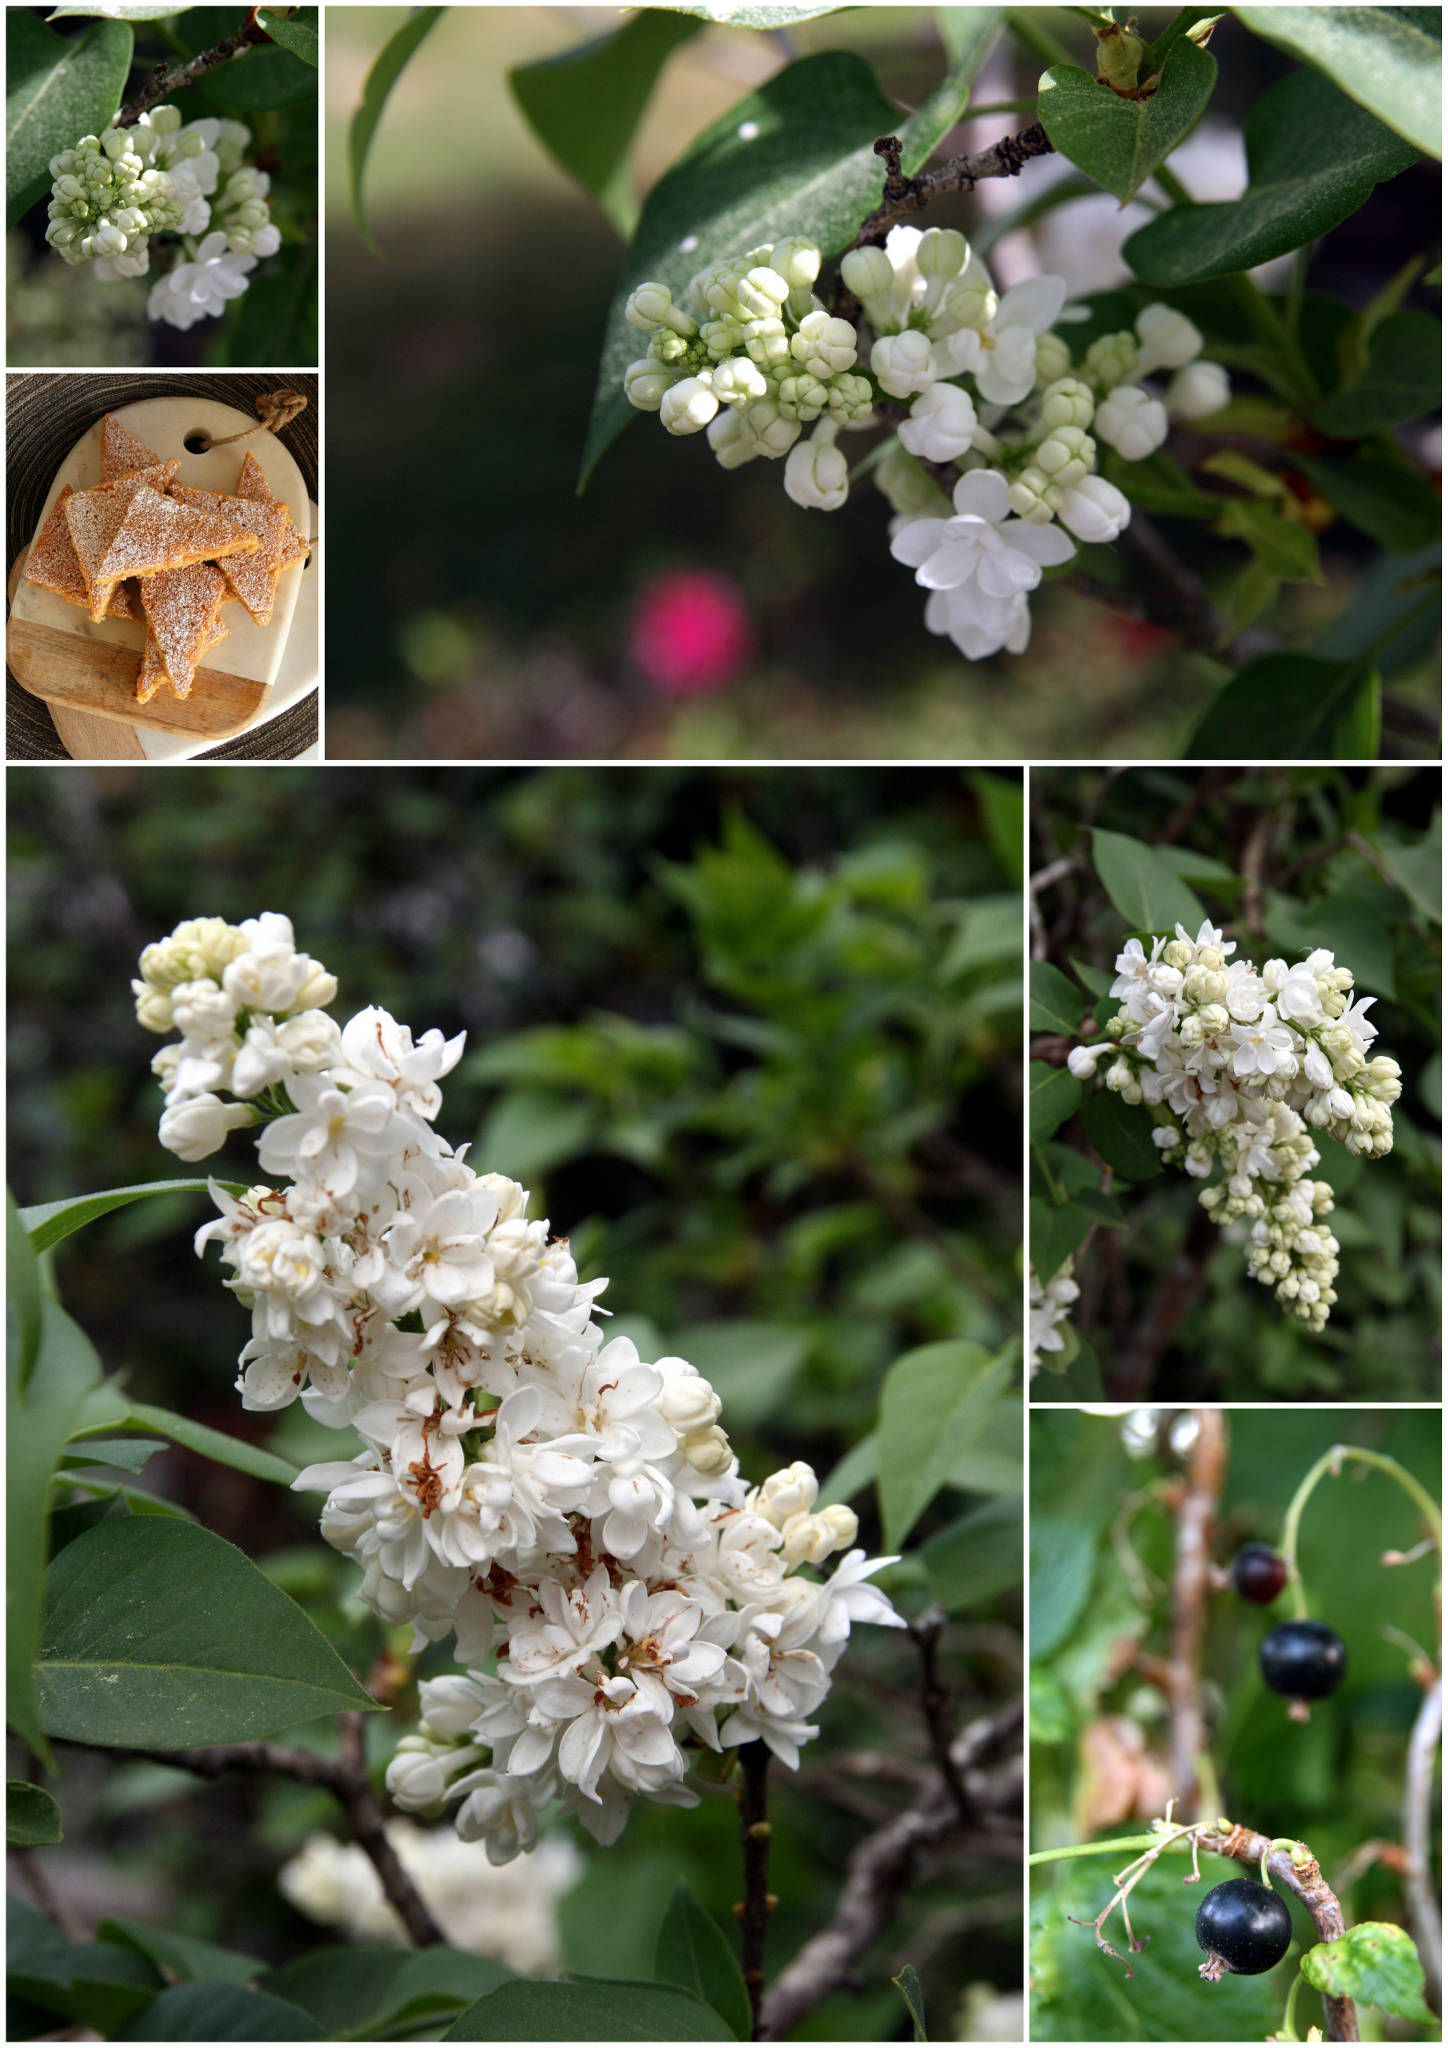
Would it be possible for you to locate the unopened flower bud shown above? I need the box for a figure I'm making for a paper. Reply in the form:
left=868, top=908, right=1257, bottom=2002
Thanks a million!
left=1135, top=303, right=1203, bottom=375
left=1166, top=359, right=1230, bottom=420
left=660, top=376, right=719, bottom=435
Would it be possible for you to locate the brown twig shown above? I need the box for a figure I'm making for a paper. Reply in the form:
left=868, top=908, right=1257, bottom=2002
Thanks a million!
left=1212, top=1822, right=1358, bottom=2040
left=10, top=1847, right=89, bottom=1943
left=737, top=1742, right=772, bottom=2040
left=841, top=1148, right=1008, bottom=1309
left=1239, top=805, right=1276, bottom=943
left=1402, top=1675, right=1442, bottom=2013
left=908, top=1604, right=972, bottom=1823
left=1164, top=1409, right=1226, bottom=1814
left=1112, top=1206, right=1217, bottom=1397
left=104, top=1724, right=445, bottom=1948
left=849, top=125, right=1057, bottom=251
left=117, top=14, right=273, bottom=126
left=757, top=1699, right=1022, bottom=2040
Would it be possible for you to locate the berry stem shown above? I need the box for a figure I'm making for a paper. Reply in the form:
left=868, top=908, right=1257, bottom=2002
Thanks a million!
left=1280, top=1447, right=1442, bottom=1618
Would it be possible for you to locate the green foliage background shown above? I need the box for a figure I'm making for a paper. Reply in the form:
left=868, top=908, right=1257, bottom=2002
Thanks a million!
left=6, top=764, right=1022, bottom=2040
left=1030, top=1406, right=1441, bottom=2043
left=1029, top=766, right=1441, bottom=1402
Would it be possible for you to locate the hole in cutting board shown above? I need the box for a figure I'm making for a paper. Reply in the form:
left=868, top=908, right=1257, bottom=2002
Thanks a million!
left=183, top=431, right=211, bottom=454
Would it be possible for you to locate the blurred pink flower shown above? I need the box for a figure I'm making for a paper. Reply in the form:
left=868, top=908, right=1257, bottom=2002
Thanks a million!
left=630, top=570, right=754, bottom=697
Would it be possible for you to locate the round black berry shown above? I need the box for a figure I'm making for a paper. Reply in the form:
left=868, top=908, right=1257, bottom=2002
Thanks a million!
left=1195, top=1878, right=1292, bottom=1979
left=1231, top=1542, right=1287, bottom=1605
left=1260, top=1618, right=1347, bottom=1701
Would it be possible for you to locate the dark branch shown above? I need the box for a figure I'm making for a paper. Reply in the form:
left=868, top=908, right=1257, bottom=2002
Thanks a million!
left=737, top=1742, right=772, bottom=2040
left=117, top=14, right=272, bottom=126
left=1212, top=1822, right=1358, bottom=2040
left=908, top=1604, right=972, bottom=1824
left=1164, top=1409, right=1225, bottom=1813
left=850, top=125, right=1057, bottom=251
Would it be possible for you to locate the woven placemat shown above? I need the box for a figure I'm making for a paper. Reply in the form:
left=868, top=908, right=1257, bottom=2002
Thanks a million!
left=6, top=372, right=318, bottom=761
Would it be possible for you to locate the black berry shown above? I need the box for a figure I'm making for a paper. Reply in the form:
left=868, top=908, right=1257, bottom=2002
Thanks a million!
left=1231, top=1542, right=1287, bottom=1604
left=1260, top=1618, right=1347, bottom=1701
left=1195, top=1877, right=1292, bottom=1980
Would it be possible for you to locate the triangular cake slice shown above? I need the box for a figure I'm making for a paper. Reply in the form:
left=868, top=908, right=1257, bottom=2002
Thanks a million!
left=237, top=450, right=312, bottom=569
left=136, top=617, right=229, bottom=705
left=100, top=414, right=163, bottom=483
left=63, top=462, right=180, bottom=616
left=89, top=487, right=260, bottom=620
left=139, top=562, right=230, bottom=697
left=169, top=484, right=288, bottom=625
left=24, top=486, right=135, bottom=618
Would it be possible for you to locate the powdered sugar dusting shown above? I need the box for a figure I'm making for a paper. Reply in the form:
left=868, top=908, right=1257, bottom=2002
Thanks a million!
left=140, top=561, right=229, bottom=697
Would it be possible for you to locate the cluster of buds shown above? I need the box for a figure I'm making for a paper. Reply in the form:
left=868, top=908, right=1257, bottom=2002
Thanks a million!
left=621, top=220, right=1231, bottom=661
left=1067, top=921, right=1401, bottom=1329
left=44, top=106, right=280, bottom=327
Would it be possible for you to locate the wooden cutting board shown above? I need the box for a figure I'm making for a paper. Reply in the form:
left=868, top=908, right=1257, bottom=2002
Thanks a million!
left=6, top=396, right=308, bottom=740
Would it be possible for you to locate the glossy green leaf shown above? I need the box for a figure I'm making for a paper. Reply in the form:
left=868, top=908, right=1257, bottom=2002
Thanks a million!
left=966, top=769, right=1024, bottom=886
left=198, top=32, right=317, bottom=112
left=7, top=1896, right=159, bottom=2036
left=7, top=1780, right=62, bottom=1845
left=9, top=1187, right=44, bottom=1394
left=119, top=1401, right=299, bottom=1486
left=1330, top=668, right=1381, bottom=759
left=59, top=1435, right=164, bottom=1475
left=654, top=1885, right=751, bottom=2040
left=349, top=6, right=446, bottom=253
left=1030, top=962, right=1087, bottom=1035
left=1186, top=652, right=1373, bottom=760
left=1124, top=66, right=1420, bottom=285
left=21, top=1178, right=234, bottom=1254
left=8, top=1299, right=103, bottom=1767
left=1290, top=443, right=1442, bottom=553
left=1235, top=6, right=1441, bottom=158
left=1090, top=827, right=1205, bottom=934
left=7, top=13, right=132, bottom=228
left=1029, top=1197, right=1091, bottom=1283
left=1029, top=1060, right=1081, bottom=1142
left=819, top=1428, right=877, bottom=1506
left=97, top=1918, right=260, bottom=1988
left=898, top=10, right=1004, bottom=172
left=580, top=52, right=901, bottom=490
left=35, top=1516, right=375, bottom=1747
left=1300, top=1920, right=1436, bottom=2023
left=921, top=1495, right=1022, bottom=1611
left=510, top=12, right=702, bottom=238
left=263, top=1946, right=513, bottom=2036
left=1264, top=887, right=1397, bottom=998
left=1313, top=311, right=1442, bottom=436
left=446, top=1977, right=732, bottom=2040
left=113, top=1981, right=324, bottom=2040
left=257, top=7, right=318, bottom=66
left=1038, top=37, right=1216, bottom=203
left=1370, top=811, right=1442, bottom=924
left=892, top=1963, right=928, bottom=2042
left=1079, top=1088, right=1164, bottom=1181
left=877, top=1338, right=1012, bottom=1547
left=1215, top=499, right=1324, bottom=582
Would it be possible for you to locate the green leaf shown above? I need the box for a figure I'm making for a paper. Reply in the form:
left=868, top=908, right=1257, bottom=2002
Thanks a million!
left=876, top=1338, right=1012, bottom=1548
left=1028, top=1197, right=1091, bottom=1283
left=892, top=1963, right=928, bottom=2042
left=1030, top=962, right=1087, bottom=1035
left=445, top=1977, right=733, bottom=2040
left=257, top=8, right=318, bottom=66
left=60, top=1436, right=165, bottom=1475
left=1029, top=1061, right=1082, bottom=1142
left=1037, top=37, right=1216, bottom=204
left=510, top=13, right=702, bottom=239
left=65, top=1402, right=299, bottom=1487
left=197, top=34, right=317, bottom=112
left=35, top=1516, right=376, bottom=1747
left=818, top=1429, right=877, bottom=1506
left=1090, top=827, right=1206, bottom=934
left=45, top=4, right=181, bottom=13
left=475, top=1089, right=596, bottom=1185
left=580, top=52, right=901, bottom=491
left=113, top=1981, right=324, bottom=2040
left=1079, top=1088, right=1164, bottom=1181
left=9, top=1187, right=44, bottom=1394
left=1186, top=652, right=1373, bottom=760
left=1290, top=443, right=1443, bottom=552
left=671, top=1320, right=806, bottom=1426
left=921, top=1496, right=1022, bottom=1611
left=262, top=1946, right=514, bottom=2037
left=653, top=2, right=855, bottom=19
left=21, top=1178, right=234, bottom=1255
left=7, top=1780, right=62, bottom=1846
left=966, top=768, right=1024, bottom=886
left=898, top=10, right=1004, bottom=172
left=7, top=1894, right=160, bottom=2035
left=1214, top=499, right=1324, bottom=582
left=1330, top=668, right=1381, bottom=759
left=8, top=1299, right=103, bottom=1767
left=1264, top=887, right=1397, bottom=998
left=1370, top=811, right=1441, bottom=923
left=96, top=1918, right=260, bottom=1989
left=349, top=6, right=446, bottom=254
left=1300, top=1920, right=1437, bottom=2024
left=1235, top=6, right=1441, bottom=158
left=7, top=14, right=132, bottom=229
left=1123, top=66, right=1420, bottom=286
left=1314, top=311, right=1442, bottom=435
left=654, top=1885, right=751, bottom=2041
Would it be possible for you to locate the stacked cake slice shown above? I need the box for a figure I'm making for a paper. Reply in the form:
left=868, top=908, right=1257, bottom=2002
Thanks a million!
left=23, top=412, right=312, bottom=701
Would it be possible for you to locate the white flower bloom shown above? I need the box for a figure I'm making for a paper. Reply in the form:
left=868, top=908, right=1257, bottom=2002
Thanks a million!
left=158, top=1091, right=254, bottom=1161
left=898, top=381, right=977, bottom=462
left=147, top=230, right=256, bottom=331
left=871, top=329, right=937, bottom=399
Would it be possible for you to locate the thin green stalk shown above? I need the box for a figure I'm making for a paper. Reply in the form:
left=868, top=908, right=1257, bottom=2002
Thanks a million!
left=1152, top=162, right=1195, bottom=207
left=1281, top=1445, right=1442, bottom=1618
left=1005, top=8, right=1074, bottom=68
left=1028, top=1833, right=1162, bottom=1866
left=965, top=96, right=1040, bottom=116
left=1278, top=1968, right=1306, bottom=2043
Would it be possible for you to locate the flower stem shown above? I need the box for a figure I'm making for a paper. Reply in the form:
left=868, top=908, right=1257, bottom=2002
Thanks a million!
left=1281, top=1446, right=1442, bottom=1618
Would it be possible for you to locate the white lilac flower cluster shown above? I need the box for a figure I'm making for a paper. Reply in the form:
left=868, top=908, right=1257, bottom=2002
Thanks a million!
left=136, top=913, right=904, bottom=1862
left=1027, top=1259, right=1079, bottom=1379
left=45, top=106, right=281, bottom=331
left=1066, top=921, right=1401, bottom=1330
left=621, top=225, right=1230, bottom=661
left=280, top=1820, right=581, bottom=1971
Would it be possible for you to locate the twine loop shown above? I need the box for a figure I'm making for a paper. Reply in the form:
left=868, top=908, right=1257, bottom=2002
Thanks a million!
left=197, top=388, right=308, bottom=451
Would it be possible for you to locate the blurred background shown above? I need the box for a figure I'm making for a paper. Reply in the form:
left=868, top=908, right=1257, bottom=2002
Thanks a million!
left=1030, top=765, right=1442, bottom=1402
left=7, top=764, right=1023, bottom=2038
left=8, top=5, right=317, bottom=368
left=1030, top=1406, right=1442, bottom=2042
left=323, top=5, right=1439, bottom=759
